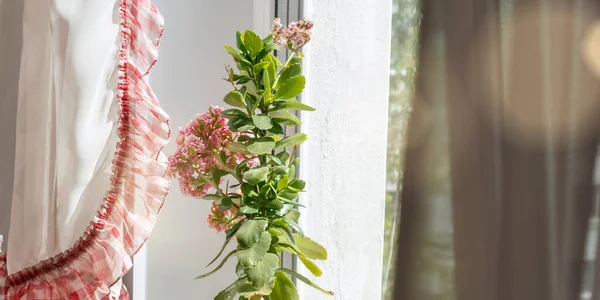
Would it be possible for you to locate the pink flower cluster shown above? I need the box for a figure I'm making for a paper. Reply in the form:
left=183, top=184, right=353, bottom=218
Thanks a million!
left=167, top=106, right=255, bottom=199
left=207, top=203, right=242, bottom=233
left=271, top=18, right=314, bottom=50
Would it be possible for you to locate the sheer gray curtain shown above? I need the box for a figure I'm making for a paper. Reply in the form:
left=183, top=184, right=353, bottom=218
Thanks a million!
left=394, top=0, right=600, bottom=299
left=0, top=0, right=23, bottom=250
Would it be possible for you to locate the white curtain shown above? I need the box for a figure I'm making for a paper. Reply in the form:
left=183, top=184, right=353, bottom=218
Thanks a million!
left=0, top=0, right=169, bottom=298
left=8, top=0, right=120, bottom=273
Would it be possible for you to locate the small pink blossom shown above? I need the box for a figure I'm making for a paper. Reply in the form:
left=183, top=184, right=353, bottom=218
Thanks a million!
left=270, top=18, right=313, bottom=50
left=168, top=106, right=258, bottom=201
left=206, top=203, right=243, bottom=233
left=168, top=106, right=236, bottom=199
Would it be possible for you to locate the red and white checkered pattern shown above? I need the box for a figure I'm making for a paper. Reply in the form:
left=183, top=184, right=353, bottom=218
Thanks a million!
left=0, top=0, right=169, bottom=298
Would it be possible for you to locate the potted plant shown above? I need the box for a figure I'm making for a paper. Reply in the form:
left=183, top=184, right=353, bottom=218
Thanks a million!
left=168, top=19, right=333, bottom=300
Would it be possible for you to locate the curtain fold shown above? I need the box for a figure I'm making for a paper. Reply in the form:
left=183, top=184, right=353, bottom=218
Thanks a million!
left=394, top=0, right=600, bottom=299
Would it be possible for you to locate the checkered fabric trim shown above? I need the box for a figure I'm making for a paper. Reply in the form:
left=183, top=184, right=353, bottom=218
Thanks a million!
left=0, top=0, right=170, bottom=298
left=0, top=258, right=128, bottom=300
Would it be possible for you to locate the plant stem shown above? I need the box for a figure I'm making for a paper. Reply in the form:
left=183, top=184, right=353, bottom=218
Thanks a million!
left=272, top=52, right=297, bottom=88
left=216, top=158, right=244, bottom=183
left=195, top=169, right=227, bottom=197
left=283, top=52, right=297, bottom=69
left=289, top=145, right=297, bottom=167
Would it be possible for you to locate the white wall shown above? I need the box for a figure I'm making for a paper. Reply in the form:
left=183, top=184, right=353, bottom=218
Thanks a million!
left=298, top=0, right=392, bottom=299
left=144, top=1, right=255, bottom=299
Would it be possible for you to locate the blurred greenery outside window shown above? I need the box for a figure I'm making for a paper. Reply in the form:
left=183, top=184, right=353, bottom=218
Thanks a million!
left=383, top=0, right=421, bottom=298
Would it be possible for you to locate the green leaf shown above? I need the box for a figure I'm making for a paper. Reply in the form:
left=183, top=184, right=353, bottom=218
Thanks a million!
left=263, top=68, right=273, bottom=104
left=275, top=100, right=316, bottom=111
left=288, top=164, right=296, bottom=180
left=224, top=45, right=239, bottom=56
left=252, top=114, right=273, bottom=130
left=278, top=268, right=334, bottom=296
left=237, top=232, right=271, bottom=268
left=275, top=133, right=307, bottom=150
left=236, top=31, right=248, bottom=54
left=277, top=240, right=303, bottom=257
left=294, top=235, right=328, bottom=260
left=271, top=222, right=296, bottom=245
left=224, top=45, right=244, bottom=63
left=276, top=236, right=320, bottom=283
left=277, top=197, right=305, bottom=207
left=265, top=54, right=280, bottom=84
left=219, top=197, right=233, bottom=210
left=284, top=217, right=304, bottom=236
left=246, top=137, right=276, bottom=155
left=224, top=48, right=252, bottom=68
left=259, top=184, right=271, bottom=197
left=271, top=272, right=300, bottom=300
left=219, top=151, right=228, bottom=165
left=240, top=205, right=259, bottom=214
left=243, top=30, right=263, bottom=58
left=226, top=142, right=248, bottom=153
left=207, top=219, right=246, bottom=266
left=241, top=182, right=254, bottom=195
left=252, top=61, right=270, bottom=73
left=278, top=190, right=298, bottom=201
left=269, top=227, right=283, bottom=236
left=238, top=135, right=251, bottom=143
left=246, top=253, right=280, bottom=288
left=223, top=91, right=246, bottom=108
left=214, top=278, right=245, bottom=300
left=266, top=155, right=282, bottom=165
left=244, top=81, right=259, bottom=97
left=236, top=76, right=253, bottom=84
left=288, top=179, right=306, bottom=192
left=271, top=53, right=284, bottom=66
left=243, top=167, right=269, bottom=185
left=268, top=122, right=284, bottom=134
left=276, top=151, right=291, bottom=165
left=266, top=199, right=284, bottom=210
left=237, top=62, right=250, bottom=72
left=271, top=110, right=301, bottom=126
left=236, top=262, right=246, bottom=277
left=273, top=75, right=305, bottom=100
left=270, top=102, right=288, bottom=112
left=236, top=219, right=268, bottom=247
left=277, top=175, right=289, bottom=190
left=228, top=117, right=254, bottom=132
left=256, top=43, right=281, bottom=62
left=212, top=168, right=228, bottom=185
left=298, top=256, right=323, bottom=277
left=222, top=108, right=247, bottom=118
left=274, top=166, right=289, bottom=176
left=290, top=55, right=303, bottom=65
left=202, top=194, right=221, bottom=200
left=239, top=278, right=276, bottom=298
left=291, top=157, right=300, bottom=168
left=195, top=250, right=238, bottom=279
left=262, top=34, right=275, bottom=44
left=285, top=209, right=301, bottom=223
left=271, top=218, right=287, bottom=228
left=229, top=67, right=235, bottom=80
left=264, top=43, right=280, bottom=53
left=277, top=64, right=302, bottom=88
